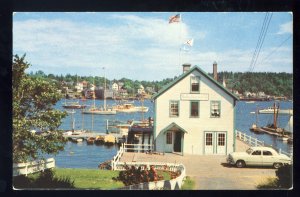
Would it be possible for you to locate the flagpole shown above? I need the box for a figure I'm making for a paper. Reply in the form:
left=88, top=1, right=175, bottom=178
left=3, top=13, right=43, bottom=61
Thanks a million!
left=179, top=13, right=182, bottom=67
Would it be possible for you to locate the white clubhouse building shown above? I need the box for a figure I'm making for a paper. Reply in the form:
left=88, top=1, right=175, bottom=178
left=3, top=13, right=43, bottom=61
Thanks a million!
left=152, top=64, right=239, bottom=155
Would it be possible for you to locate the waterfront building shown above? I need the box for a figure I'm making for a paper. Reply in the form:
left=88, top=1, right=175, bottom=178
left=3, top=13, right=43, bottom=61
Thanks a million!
left=111, top=82, right=119, bottom=91
left=75, top=82, right=84, bottom=92
left=137, top=84, right=145, bottom=94
left=152, top=63, right=239, bottom=155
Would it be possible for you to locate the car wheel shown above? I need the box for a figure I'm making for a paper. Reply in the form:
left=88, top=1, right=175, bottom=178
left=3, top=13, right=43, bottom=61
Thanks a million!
left=273, top=163, right=282, bottom=169
left=236, top=160, right=245, bottom=168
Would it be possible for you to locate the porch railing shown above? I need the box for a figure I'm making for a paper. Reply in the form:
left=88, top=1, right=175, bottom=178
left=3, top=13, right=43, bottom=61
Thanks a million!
left=236, top=130, right=293, bottom=158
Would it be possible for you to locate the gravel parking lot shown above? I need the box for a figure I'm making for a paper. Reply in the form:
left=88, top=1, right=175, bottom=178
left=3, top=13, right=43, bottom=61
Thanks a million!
left=119, top=140, right=277, bottom=190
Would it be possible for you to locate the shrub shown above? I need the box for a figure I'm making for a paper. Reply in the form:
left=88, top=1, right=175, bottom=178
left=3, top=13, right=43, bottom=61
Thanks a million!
left=13, top=169, right=75, bottom=189
left=257, top=164, right=293, bottom=189
left=276, top=164, right=292, bottom=189
left=257, top=177, right=279, bottom=189
left=113, top=165, right=164, bottom=186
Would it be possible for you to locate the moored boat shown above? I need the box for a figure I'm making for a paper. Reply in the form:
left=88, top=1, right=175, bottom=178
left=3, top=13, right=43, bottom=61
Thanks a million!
left=250, top=124, right=264, bottom=134
left=113, top=103, right=149, bottom=113
left=72, top=137, right=83, bottom=143
left=95, top=135, right=105, bottom=145
left=86, top=137, right=96, bottom=145
left=258, top=107, right=293, bottom=115
left=82, top=68, right=117, bottom=115
left=82, top=107, right=117, bottom=115
left=104, top=134, right=116, bottom=145
left=63, top=102, right=87, bottom=109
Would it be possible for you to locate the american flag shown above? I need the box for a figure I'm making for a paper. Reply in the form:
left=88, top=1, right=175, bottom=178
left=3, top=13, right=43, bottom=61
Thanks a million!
left=184, top=39, right=194, bottom=46
left=169, top=14, right=181, bottom=23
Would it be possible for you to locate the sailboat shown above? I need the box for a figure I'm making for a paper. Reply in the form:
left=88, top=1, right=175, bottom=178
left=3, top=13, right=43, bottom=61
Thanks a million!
left=82, top=67, right=116, bottom=115
left=62, top=99, right=87, bottom=109
left=261, top=102, right=292, bottom=141
left=250, top=107, right=264, bottom=134
left=286, top=115, right=293, bottom=144
left=112, top=95, right=149, bottom=113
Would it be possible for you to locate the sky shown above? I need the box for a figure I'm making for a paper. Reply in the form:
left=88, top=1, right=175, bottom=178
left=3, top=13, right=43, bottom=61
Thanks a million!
left=13, top=12, right=293, bottom=81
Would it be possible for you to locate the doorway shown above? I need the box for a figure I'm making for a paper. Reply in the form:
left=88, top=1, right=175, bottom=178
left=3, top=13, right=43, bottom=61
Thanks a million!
left=173, top=131, right=182, bottom=152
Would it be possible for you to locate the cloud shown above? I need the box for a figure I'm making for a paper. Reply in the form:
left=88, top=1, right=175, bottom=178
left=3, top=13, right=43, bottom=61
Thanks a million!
left=13, top=13, right=292, bottom=81
left=277, top=21, right=293, bottom=35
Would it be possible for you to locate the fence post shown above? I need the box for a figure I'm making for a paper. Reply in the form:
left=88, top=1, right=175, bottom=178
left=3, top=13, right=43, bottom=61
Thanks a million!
left=24, top=163, right=28, bottom=176
left=279, top=148, right=281, bottom=154
left=255, top=138, right=258, bottom=146
left=249, top=136, right=252, bottom=146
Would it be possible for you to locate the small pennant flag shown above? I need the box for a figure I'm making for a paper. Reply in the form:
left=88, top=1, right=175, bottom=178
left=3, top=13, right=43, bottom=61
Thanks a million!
left=184, top=39, right=194, bottom=46
left=169, top=14, right=181, bottom=23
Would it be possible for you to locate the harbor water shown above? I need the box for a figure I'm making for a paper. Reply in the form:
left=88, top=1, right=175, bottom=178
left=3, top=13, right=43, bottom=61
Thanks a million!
left=51, top=99, right=293, bottom=169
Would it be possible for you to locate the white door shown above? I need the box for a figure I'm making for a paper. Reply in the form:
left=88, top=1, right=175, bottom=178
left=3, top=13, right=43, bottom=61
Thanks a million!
left=165, top=131, right=173, bottom=152
left=216, top=132, right=226, bottom=155
left=204, top=132, right=214, bottom=154
left=205, top=132, right=227, bottom=155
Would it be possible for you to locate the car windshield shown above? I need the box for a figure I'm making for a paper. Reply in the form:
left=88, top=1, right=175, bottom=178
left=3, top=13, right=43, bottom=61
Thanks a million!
left=246, top=148, right=253, bottom=154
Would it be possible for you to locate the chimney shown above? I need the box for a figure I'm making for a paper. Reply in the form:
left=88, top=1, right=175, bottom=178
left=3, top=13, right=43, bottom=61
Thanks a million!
left=182, top=63, right=191, bottom=74
left=213, top=61, right=218, bottom=81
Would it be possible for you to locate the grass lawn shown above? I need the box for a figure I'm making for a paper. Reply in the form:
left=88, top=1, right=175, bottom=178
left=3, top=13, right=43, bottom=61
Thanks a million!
left=53, top=168, right=124, bottom=189
left=13, top=168, right=174, bottom=190
left=181, top=176, right=196, bottom=190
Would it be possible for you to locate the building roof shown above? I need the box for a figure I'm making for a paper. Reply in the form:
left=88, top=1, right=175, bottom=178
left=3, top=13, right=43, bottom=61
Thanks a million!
left=152, top=65, right=239, bottom=100
left=161, top=122, right=188, bottom=134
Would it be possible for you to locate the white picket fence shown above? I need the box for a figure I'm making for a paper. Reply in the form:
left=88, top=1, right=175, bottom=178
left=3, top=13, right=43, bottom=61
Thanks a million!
left=236, top=130, right=293, bottom=158
left=13, top=158, right=55, bottom=176
left=114, top=162, right=186, bottom=190
left=111, top=143, right=186, bottom=190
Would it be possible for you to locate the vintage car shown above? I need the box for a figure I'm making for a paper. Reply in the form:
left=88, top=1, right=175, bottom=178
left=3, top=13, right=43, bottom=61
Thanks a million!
left=227, top=146, right=292, bottom=169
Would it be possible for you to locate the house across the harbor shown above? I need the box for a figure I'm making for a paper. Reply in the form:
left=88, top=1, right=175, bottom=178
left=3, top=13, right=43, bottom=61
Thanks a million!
left=152, top=63, right=239, bottom=155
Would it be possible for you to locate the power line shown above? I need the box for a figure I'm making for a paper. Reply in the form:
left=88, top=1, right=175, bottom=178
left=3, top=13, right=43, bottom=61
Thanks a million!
left=251, top=12, right=273, bottom=72
left=248, top=12, right=273, bottom=72
left=258, top=35, right=292, bottom=65
left=249, top=13, right=269, bottom=72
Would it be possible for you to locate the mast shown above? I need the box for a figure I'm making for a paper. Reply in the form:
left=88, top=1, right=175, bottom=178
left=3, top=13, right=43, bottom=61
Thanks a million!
left=93, top=77, right=96, bottom=108
left=91, top=77, right=95, bottom=131
left=103, top=67, right=106, bottom=111
left=255, top=106, right=258, bottom=126
left=81, top=108, right=84, bottom=131
left=273, top=102, right=277, bottom=128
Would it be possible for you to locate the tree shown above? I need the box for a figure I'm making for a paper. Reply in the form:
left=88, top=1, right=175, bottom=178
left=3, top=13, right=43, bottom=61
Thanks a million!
left=13, top=54, right=67, bottom=163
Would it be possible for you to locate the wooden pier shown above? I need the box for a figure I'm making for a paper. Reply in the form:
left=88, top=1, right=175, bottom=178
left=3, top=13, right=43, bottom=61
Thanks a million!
left=62, top=131, right=124, bottom=143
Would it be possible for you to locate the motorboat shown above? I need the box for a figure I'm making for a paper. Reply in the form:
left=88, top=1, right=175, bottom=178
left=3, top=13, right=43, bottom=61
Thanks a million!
left=82, top=106, right=117, bottom=115
left=113, top=103, right=149, bottom=113
left=258, top=107, right=293, bottom=115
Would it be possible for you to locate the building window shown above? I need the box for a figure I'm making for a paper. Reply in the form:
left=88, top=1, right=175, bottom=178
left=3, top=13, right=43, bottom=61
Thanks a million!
left=190, top=101, right=199, bottom=117
left=206, top=133, right=213, bottom=146
left=211, top=101, right=221, bottom=118
left=191, top=76, right=200, bottom=93
left=169, top=100, right=179, bottom=117
left=166, top=132, right=172, bottom=144
left=218, top=133, right=225, bottom=146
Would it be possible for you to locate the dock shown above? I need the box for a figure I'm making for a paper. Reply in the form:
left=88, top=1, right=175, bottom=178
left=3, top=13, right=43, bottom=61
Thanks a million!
left=62, top=131, right=124, bottom=143
left=260, top=127, right=292, bottom=139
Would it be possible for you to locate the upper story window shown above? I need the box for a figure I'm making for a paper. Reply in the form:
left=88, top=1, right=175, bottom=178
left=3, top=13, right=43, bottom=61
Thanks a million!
left=211, top=101, right=221, bottom=118
left=190, top=101, right=199, bottom=117
left=169, top=100, right=179, bottom=117
left=190, top=76, right=200, bottom=93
